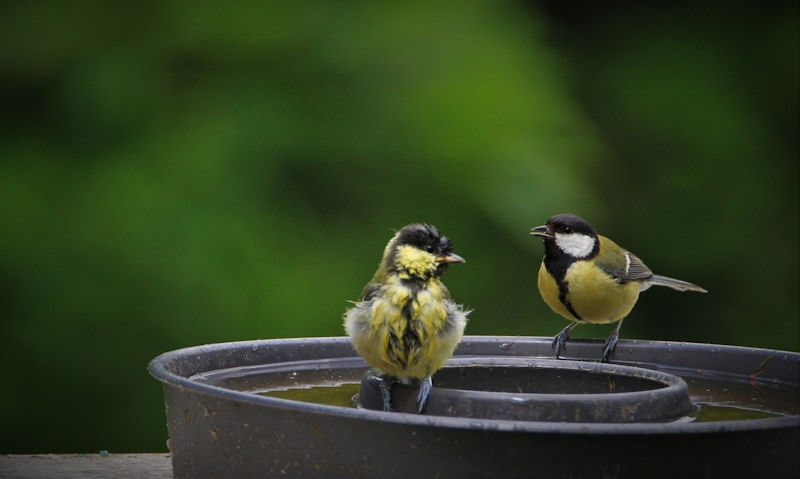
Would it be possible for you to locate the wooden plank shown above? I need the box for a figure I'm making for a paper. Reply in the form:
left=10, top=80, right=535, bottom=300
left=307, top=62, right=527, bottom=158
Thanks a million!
left=0, top=453, right=172, bottom=479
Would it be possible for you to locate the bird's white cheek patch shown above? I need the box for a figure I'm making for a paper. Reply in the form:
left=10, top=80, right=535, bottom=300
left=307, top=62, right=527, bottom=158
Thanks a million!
left=555, top=233, right=595, bottom=258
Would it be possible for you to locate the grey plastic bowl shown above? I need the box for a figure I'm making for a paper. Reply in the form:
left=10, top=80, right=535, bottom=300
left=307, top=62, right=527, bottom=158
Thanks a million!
left=149, top=336, right=800, bottom=478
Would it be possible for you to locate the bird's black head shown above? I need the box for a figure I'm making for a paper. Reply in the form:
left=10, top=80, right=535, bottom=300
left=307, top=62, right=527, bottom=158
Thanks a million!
left=531, top=214, right=599, bottom=259
left=390, top=224, right=464, bottom=279
left=545, top=214, right=597, bottom=238
left=396, top=223, right=450, bottom=253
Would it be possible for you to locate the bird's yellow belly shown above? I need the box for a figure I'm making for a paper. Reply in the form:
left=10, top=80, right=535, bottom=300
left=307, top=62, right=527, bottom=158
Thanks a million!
left=348, top=284, right=461, bottom=379
left=538, top=261, right=640, bottom=324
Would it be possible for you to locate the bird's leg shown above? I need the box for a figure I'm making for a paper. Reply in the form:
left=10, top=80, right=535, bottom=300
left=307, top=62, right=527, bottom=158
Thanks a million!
left=552, top=321, right=578, bottom=359
left=364, top=369, right=393, bottom=411
left=601, top=318, right=625, bottom=363
left=416, top=375, right=433, bottom=413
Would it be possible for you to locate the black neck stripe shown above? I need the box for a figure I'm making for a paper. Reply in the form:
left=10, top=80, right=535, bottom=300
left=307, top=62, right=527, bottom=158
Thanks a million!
left=544, top=246, right=583, bottom=321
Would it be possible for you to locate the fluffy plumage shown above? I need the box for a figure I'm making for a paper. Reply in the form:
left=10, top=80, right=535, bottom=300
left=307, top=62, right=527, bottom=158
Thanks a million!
left=345, top=224, right=468, bottom=412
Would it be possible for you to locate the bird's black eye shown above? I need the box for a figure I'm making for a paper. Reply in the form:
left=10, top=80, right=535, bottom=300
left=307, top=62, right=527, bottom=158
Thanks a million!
left=425, top=244, right=435, bottom=253
left=563, top=226, right=572, bottom=233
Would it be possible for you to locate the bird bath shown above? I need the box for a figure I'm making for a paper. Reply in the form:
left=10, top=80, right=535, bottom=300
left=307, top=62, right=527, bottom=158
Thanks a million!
left=149, top=336, right=799, bottom=478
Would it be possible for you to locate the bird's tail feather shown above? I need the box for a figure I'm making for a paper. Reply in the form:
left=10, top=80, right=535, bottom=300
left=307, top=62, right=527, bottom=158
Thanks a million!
left=644, top=274, right=707, bottom=293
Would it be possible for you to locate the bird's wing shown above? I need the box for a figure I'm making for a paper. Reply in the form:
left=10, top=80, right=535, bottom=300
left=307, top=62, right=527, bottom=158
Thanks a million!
left=595, top=250, right=653, bottom=284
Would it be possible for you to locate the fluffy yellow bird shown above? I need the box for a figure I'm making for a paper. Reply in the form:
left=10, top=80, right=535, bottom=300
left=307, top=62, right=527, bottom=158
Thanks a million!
left=344, top=224, right=468, bottom=412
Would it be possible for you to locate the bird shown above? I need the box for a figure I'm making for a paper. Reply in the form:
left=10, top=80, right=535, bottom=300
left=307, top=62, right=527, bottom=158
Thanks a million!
left=530, top=213, right=707, bottom=362
left=344, top=223, right=469, bottom=413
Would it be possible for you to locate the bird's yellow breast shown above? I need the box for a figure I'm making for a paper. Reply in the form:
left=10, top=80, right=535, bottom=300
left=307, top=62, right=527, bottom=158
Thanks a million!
left=346, top=276, right=462, bottom=379
left=537, top=260, right=640, bottom=324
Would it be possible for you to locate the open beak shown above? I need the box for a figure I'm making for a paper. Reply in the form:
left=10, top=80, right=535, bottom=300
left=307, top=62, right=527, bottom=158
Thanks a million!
left=530, top=225, right=552, bottom=238
left=436, top=252, right=465, bottom=264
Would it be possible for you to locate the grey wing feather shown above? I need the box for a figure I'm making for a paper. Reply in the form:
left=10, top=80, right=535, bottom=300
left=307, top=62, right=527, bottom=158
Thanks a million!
left=598, top=248, right=707, bottom=293
left=597, top=250, right=654, bottom=284
left=643, top=274, right=708, bottom=293
left=623, top=252, right=655, bottom=282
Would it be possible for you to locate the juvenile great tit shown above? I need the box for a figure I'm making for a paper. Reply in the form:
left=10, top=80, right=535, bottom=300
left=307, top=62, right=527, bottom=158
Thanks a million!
left=531, top=214, right=707, bottom=362
left=344, top=224, right=469, bottom=413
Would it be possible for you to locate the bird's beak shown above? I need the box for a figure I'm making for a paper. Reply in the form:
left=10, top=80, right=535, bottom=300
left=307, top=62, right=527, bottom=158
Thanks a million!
left=530, top=225, right=552, bottom=238
left=436, top=252, right=465, bottom=264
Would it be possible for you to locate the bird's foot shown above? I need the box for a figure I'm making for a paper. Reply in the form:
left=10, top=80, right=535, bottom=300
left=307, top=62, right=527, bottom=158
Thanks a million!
left=601, top=319, right=625, bottom=363
left=601, top=331, right=619, bottom=363
left=364, top=369, right=393, bottom=411
left=552, top=322, right=576, bottom=359
left=416, top=376, right=433, bottom=413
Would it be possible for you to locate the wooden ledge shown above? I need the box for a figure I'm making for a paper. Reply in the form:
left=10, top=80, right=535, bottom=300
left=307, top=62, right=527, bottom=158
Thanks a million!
left=0, top=453, right=172, bottom=479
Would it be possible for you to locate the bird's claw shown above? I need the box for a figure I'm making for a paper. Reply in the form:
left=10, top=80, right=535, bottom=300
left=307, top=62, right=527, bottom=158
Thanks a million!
left=416, top=376, right=432, bottom=413
left=552, top=332, right=568, bottom=358
left=552, top=323, right=576, bottom=359
left=601, top=320, right=624, bottom=362
left=601, top=333, right=618, bottom=363
left=364, top=369, right=393, bottom=411
left=601, top=329, right=621, bottom=363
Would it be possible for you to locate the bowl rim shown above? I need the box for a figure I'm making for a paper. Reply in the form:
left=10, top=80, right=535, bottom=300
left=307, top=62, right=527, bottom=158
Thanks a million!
left=148, top=335, right=800, bottom=435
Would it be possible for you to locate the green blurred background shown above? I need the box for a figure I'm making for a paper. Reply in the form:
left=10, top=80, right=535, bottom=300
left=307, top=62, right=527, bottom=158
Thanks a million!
left=1, top=1, right=797, bottom=453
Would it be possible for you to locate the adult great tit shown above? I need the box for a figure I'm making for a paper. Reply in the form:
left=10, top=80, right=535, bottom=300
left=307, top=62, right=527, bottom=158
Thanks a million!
left=344, top=224, right=469, bottom=413
left=531, top=213, right=706, bottom=362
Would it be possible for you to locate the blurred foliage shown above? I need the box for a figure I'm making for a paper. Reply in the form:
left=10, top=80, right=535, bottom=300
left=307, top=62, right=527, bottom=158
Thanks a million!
left=0, top=1, right=796, bottom=453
